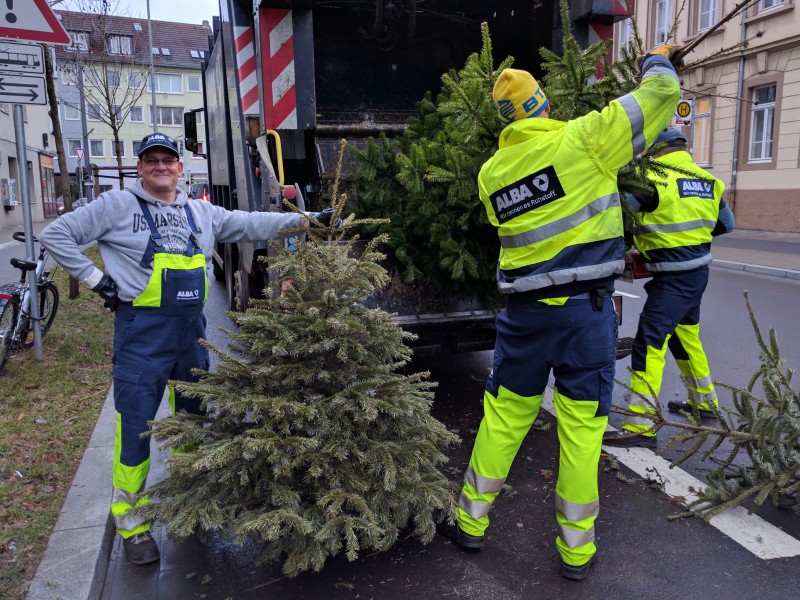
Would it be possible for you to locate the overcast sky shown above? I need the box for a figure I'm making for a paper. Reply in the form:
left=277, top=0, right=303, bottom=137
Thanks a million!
left=56, top=0, right=220, bottom=27
left=121, top=0, right=219, bottom=26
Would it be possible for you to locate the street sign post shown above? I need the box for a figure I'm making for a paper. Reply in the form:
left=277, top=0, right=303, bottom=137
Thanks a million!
left=75, top=148, right=85, bottom=163
left=0, top=0, right=70, bottom=45
left=675, top=99, right=693, bottom=125
left=0, top=73, right=46, bottom=105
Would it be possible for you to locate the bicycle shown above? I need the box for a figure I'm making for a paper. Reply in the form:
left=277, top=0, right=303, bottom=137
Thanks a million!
left=0, top=232, right=60, bottom=374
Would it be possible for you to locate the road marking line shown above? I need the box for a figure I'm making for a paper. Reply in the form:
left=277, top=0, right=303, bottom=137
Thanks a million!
left=0, top=241, right=19, bottom=251
left=541, top=389, right=800, bottom=560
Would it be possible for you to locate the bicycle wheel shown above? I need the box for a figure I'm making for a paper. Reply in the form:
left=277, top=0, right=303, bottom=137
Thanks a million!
left=0, top=298, right=18, bottom=374
left=20, top=281, right=60, bottom=349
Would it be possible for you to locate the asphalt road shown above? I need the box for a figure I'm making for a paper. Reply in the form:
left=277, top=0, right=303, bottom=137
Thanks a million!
left=97, top=264, right=800, bottom=600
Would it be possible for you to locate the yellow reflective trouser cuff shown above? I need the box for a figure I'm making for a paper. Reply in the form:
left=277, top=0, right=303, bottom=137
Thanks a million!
left=623, top=336, right=671, bottom=435
left=553, top=389, right=604, bottom=565
left=113, top=414, right=151, bottom=537
left=673, top=323, right=718, bottom=410
left=457, top=386, right=544, bottom=537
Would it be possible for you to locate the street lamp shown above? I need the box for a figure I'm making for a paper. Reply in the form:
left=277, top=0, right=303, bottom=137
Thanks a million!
left=147, top=0, right=158, bottom=132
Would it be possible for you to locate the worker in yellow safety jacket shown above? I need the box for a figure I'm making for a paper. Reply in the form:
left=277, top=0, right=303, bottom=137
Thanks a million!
left=438, top=47, right=682, bottom=581
left=604, top=127, right=734, bottom=449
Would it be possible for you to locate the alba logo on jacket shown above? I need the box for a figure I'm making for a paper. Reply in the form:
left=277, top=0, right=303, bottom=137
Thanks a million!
left=677, top=178, right=715, bottom=200
left=490, top=165, right=566, bottom=224
left=176, top=289, right=200, bottom=300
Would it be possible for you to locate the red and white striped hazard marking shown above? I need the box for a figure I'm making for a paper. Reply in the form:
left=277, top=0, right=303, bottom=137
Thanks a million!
left=234, top=26, right=259, bottom=116
left=261, top=8, right=297, bottom=130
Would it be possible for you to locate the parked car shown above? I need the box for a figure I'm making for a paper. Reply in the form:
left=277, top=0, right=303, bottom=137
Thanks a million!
left=56, top=196, right=87, bottom=216
left=189, top=182, right=209, bottom=202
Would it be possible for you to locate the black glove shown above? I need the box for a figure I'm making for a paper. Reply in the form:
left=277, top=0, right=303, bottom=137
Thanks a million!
left=91, top=274, right=120, bottom=312
left=306, top=208, right=342, bottom=228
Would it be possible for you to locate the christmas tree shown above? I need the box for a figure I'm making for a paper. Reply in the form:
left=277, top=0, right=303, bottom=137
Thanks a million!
left=139, top=143, right=460, bottom=576
left=350, top=21, right=506, bottom=305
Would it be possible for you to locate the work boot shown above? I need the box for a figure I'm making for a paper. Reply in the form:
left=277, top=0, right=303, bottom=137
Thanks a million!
left=667, top=401, right=716, bottom=418
left=122, top=532, right=160, bottom=565
left=560, top=555, right=594, bottom=581
left=438, top=521, right=485, bottom=550
left=602, top=431, right=657, bottom=449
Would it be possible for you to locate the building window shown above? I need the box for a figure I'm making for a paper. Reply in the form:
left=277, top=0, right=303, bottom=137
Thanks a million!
left=64, top=105, right=80, bottom=120
left=759, top=0, right=783, bottom=11
left=130, top=106, right=144, bottom=122
left=748, top=84, right=775, bottom=162
left=188, top=75, right=201, bottom=92
left=132, top=140, right=143, bottom=155
left=691, top=97, right=712, bottom=165
left=654, top=0, right=673, bottom=44
left=66, top=31, right=88, bottom=52
left=616, top=18, right=633, bottom=60
left=149, top=73, right=182, bottom=93
left=67, top=139, right=82, bottom=156
left=111, top=139, right=125, bottom=158
left=128, top=72, right=143, bottom=88
left=151, top=106, right=184, bottom=126
left=698, top=0, right=718, bottom=31
left=87, top=103, right=103, bottom=121
left=90, top=139, right=105, bottom=157
left=107, top=35, right=132, bottom=55
left=107, top=70, right=121, bottom=88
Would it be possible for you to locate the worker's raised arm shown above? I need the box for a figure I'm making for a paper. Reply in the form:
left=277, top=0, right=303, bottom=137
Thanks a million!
left=579, top=46, right=682, bottom=171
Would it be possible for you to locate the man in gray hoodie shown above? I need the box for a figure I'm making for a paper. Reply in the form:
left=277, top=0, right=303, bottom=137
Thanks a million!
left=40, top=132, right=330, bottom=565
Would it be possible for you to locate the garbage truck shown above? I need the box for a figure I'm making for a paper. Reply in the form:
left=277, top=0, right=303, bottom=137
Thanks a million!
left=184, top=0, right=635, bottom=357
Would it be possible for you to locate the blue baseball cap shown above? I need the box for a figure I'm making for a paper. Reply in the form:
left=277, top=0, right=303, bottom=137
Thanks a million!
left=137, top=133, right=180, bottom=158
left=653, top=127, right=687, bottom=148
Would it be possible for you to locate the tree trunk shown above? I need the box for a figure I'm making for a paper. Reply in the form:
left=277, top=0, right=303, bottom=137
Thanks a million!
left=44, top=45, right=81, bottom=300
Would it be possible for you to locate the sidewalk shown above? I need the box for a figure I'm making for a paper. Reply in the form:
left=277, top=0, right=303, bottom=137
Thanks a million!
left=24, top=229, right=800, bottom=600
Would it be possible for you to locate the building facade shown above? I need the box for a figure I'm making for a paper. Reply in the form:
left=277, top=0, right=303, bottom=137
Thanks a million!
left=0, top=101, right=57, bottom=231
left=614, top=0, right=800, bottom=232
left=54, top=11, right=211, bottom=198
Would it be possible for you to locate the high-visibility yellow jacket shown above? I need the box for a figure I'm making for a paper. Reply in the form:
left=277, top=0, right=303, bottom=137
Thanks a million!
left=478, top=65, right=680, bottom=299
left=634, top=150, right=724, bottom=272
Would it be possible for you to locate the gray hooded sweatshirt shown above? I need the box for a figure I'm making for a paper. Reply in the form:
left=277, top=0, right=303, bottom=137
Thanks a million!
left=39, top=179, right=303, bottom=302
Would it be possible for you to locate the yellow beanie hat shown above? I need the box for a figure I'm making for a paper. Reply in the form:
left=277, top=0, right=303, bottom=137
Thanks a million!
left=492, top=68, right=550, bottom=125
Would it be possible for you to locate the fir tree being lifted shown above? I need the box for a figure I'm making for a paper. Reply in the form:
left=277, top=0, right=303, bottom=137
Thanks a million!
left=139, top=142, right=460, bottom=576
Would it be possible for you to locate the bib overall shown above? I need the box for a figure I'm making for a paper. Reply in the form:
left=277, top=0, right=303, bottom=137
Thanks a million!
left=110, top=199, right=209, bottom=538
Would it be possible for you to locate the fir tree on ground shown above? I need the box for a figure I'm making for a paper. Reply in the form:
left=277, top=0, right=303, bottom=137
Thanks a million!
left=139, top=143, right=459, bottom=576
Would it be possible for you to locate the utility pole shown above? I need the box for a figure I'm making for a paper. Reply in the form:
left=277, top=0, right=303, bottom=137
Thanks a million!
left=147, top=0, right=158, bottom=133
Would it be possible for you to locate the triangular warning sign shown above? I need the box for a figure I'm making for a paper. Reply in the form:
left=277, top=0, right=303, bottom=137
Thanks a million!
left=0, top=0, right=71, bottom=45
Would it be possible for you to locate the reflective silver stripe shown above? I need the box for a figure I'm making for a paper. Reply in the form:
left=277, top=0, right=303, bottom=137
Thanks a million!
left=625, top=413, right=655, bottom=427
left=498, top=259, right=625, bottom=294
left=464, top=466, right=506, bottom=494
left=686, top=375, right=713, bottom=389
left=646, top=254, right=712, bottom=272
left=558, top=524, right=595, bottom=549
left=688, top=388, right=718, bottom=403
left=618, top=94, right=645, bottom=156
left=499, top=194, right=620, bottom=249
left=112, top=488, right=145, bottom=532
left=556, top=495, right=599, bottom=523
left=458, top=492, right=493, bottom=519
left=642, top=64, right=681, bottom=83
left=634, top=219, right=717, bottom=235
